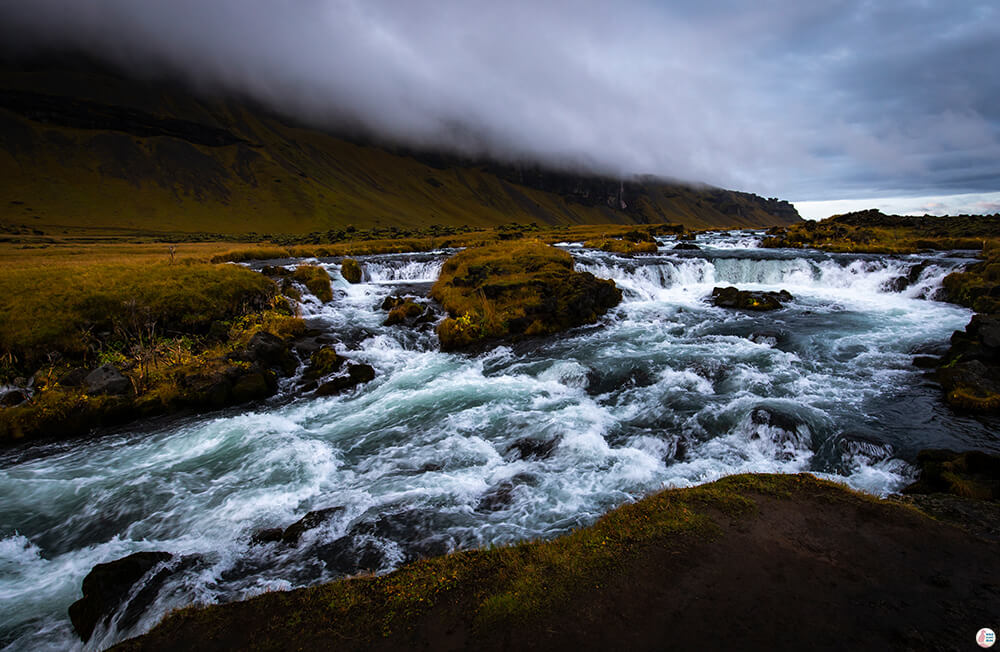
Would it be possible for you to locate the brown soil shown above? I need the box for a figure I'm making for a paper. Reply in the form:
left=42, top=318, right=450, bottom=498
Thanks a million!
left=117, top=478, right=999, bottom=652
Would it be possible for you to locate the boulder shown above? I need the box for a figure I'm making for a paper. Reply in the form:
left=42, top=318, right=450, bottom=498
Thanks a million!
left=672, top=242, right=701, bottom=250
left=477, top=480, right=517, bottom=511
left=249, top=528, right=284, bottom=546
left=903, top=449, right=1000, bottom=500
left=68, top=551, right=172, bottom=642
left=84, top=364, right=131, bottom=396
left=340, top=258, right=362, bottom=284
left=281, top=507, right=345, bottom=545
left=504, top=436, right=561, bottom=461
left=712, top=286, right=792, bottom=311
left=303, top=346, right=343, bottom=381
left=315, top=364, right=376, bottom=397
left=231, top=371, right=273, bottom=403
left=57, top=367, right=89, bottom=387
left=0, top=389, right=27, bottom=407
left=384, top=300, right=428, bottom=327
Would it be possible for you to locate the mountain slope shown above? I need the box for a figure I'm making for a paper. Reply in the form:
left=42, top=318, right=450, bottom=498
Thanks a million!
left=0, top=60, right=801, bottom=234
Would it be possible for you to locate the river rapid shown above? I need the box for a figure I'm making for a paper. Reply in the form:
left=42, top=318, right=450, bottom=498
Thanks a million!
left=2, top=232, right=997, bottom=650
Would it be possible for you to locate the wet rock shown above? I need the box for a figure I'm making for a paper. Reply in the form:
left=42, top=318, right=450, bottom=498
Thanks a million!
left=231, top=371, right=273, bottom=403
left=504, top=436, right=561, bottom=461
left=585, top=366, right=654, bottom=395
left=238, top=332, right=296, bottom=373
left=57, top=367, right=89, bottom=387
left=84, top=364, right=131, bottom=396
left=68, top=551, right=172, bottom=642
left=937, top=360, right=1000, bottom=412
left=383, top=300, right=426, bottom=326
left=903, top=449, right=1000, bottom=500
left=381, top=295, right=408, bottom=311
left=672, top=242, right=700, bottom=250
left=260, top=265, right=292, bottom=277
left=477, top=480, right=517, bottom=511
left=711, top=286, right=792, bottom=311
left=349, top=508, right=455, bottom=562
left=282, top=507, right=344, bottom=545
left=912, top=355, right=941, bottom=369
left=303, top=346, right=343, bottom=381
left=315, top=363, right=375, bottom=397
left=249, top=528, right=284, bottom=546
left=0, top=389, right=27, bottom=407
left=881, top=276, right=909, bottom=293
left=316, top=535, right=386, bottom=575
left=293, top=333, right=338, bottom=357
left=340, top=258, right=362, bottom=284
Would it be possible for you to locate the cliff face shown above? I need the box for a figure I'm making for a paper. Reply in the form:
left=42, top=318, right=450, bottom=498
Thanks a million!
left=0, top=60, right=801, bottom=234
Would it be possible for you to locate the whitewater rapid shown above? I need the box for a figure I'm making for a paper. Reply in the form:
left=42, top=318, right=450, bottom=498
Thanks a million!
left=1, top=231, right=996, bottom=651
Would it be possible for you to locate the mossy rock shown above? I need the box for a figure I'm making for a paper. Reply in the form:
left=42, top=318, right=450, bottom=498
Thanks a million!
left=431, top=242, right=621, bottom=351
left=304, top=346, right=342, bottom=381
left=340, top=258, right=362, bottom=284
left=903, top=449, right=1000, bottom=500
left=291, top=265, right=333, bottom=302
left=384, top=300, right=425, bottom=326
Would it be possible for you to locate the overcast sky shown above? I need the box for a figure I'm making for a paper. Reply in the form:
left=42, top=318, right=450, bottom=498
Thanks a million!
left=1, top=0, right=998, bottom=216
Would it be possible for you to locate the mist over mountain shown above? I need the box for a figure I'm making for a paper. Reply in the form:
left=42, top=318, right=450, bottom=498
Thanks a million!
left=2, top=0, right=997, bottom=203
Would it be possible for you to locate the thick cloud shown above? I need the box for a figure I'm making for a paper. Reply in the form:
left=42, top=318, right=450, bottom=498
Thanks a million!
left=0, top=0, right=997, bottom=205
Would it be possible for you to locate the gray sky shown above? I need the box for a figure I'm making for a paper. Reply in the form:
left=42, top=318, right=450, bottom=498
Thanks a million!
left=1, top=0, right=998, bottom=215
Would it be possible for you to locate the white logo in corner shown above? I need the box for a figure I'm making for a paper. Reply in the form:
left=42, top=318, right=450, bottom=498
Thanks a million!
left=978, top=628, right=996, bottom=648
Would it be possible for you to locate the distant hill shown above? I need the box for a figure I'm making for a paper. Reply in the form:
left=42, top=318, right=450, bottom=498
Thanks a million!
left=0, top=59, right=801, bottom=234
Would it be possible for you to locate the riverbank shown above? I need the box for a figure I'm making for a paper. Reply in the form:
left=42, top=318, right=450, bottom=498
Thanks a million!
left=115, top=473, right=998, bottom=652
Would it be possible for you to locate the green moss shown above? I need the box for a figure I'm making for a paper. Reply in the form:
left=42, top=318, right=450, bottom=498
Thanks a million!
left=430, top=241, right=621, bottom=350
left=340, top=258, right=362, bottom=284
left=290, top=264, right=333, bottom=302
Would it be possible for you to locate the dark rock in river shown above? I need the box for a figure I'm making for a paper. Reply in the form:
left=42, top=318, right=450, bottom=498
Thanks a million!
left=585, top=366, right=654, bottom=395
left=340, top=258, right=362, bottom=284
left=303, top=346, right=343, bottom=381
left=0, top=389, right=28, bottom=407
left=672, top=242, right=701, bottom=250
left=68, top=551, right=172, bottom=642
left=236, top=332, right=297, bottom=374
left=315, top=363, right=376, bottom=397
left=903, top=449, right=1000, bottom=500
left=383, top=299, right=427, bottom=326
left=249, top=528, right=284, bottom=546
left=477, top=480, right=518, bottom=511
left=282, top=507, right=345, bottom=545
left=505, top=436, right=561, bottom=461
left=881, top=276, right=910, bottom=293
left=84, top=364, right=131, bottom=396
left=712, top=286, right=792, bottom=311
left=316, top=535, right=386, bottom=575
left=912, top=355, right=941, bottom=369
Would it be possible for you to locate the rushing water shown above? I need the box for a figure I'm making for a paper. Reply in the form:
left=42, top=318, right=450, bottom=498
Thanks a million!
left=2, top=232, right=998, bottom=651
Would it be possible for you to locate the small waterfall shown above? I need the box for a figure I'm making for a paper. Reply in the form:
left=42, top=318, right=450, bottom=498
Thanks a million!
left=579, top=254, right=964, bottom=302
left=363, top=260, right=443, bottom=283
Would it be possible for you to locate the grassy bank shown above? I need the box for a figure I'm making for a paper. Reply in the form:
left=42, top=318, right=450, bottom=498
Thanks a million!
left=762, top=210, right=999, bottom=254
left=115, top=473, right=998, bottom=651
left=0, top=241, right=318, bottom=443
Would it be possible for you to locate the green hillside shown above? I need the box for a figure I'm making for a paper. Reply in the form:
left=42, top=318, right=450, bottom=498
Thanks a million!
left=0, top=60, right=801, bottom=234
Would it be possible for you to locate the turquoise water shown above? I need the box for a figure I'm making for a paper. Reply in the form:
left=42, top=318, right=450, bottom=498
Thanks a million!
left=1, top=233, right=996, bottom=651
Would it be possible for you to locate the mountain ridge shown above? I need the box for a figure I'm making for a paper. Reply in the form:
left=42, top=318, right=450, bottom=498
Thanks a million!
left=0, top=59, right=801, bottom=234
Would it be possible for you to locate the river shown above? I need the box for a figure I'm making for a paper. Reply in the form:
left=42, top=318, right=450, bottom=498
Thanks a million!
left=2, top=231, right=997, bottom=650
